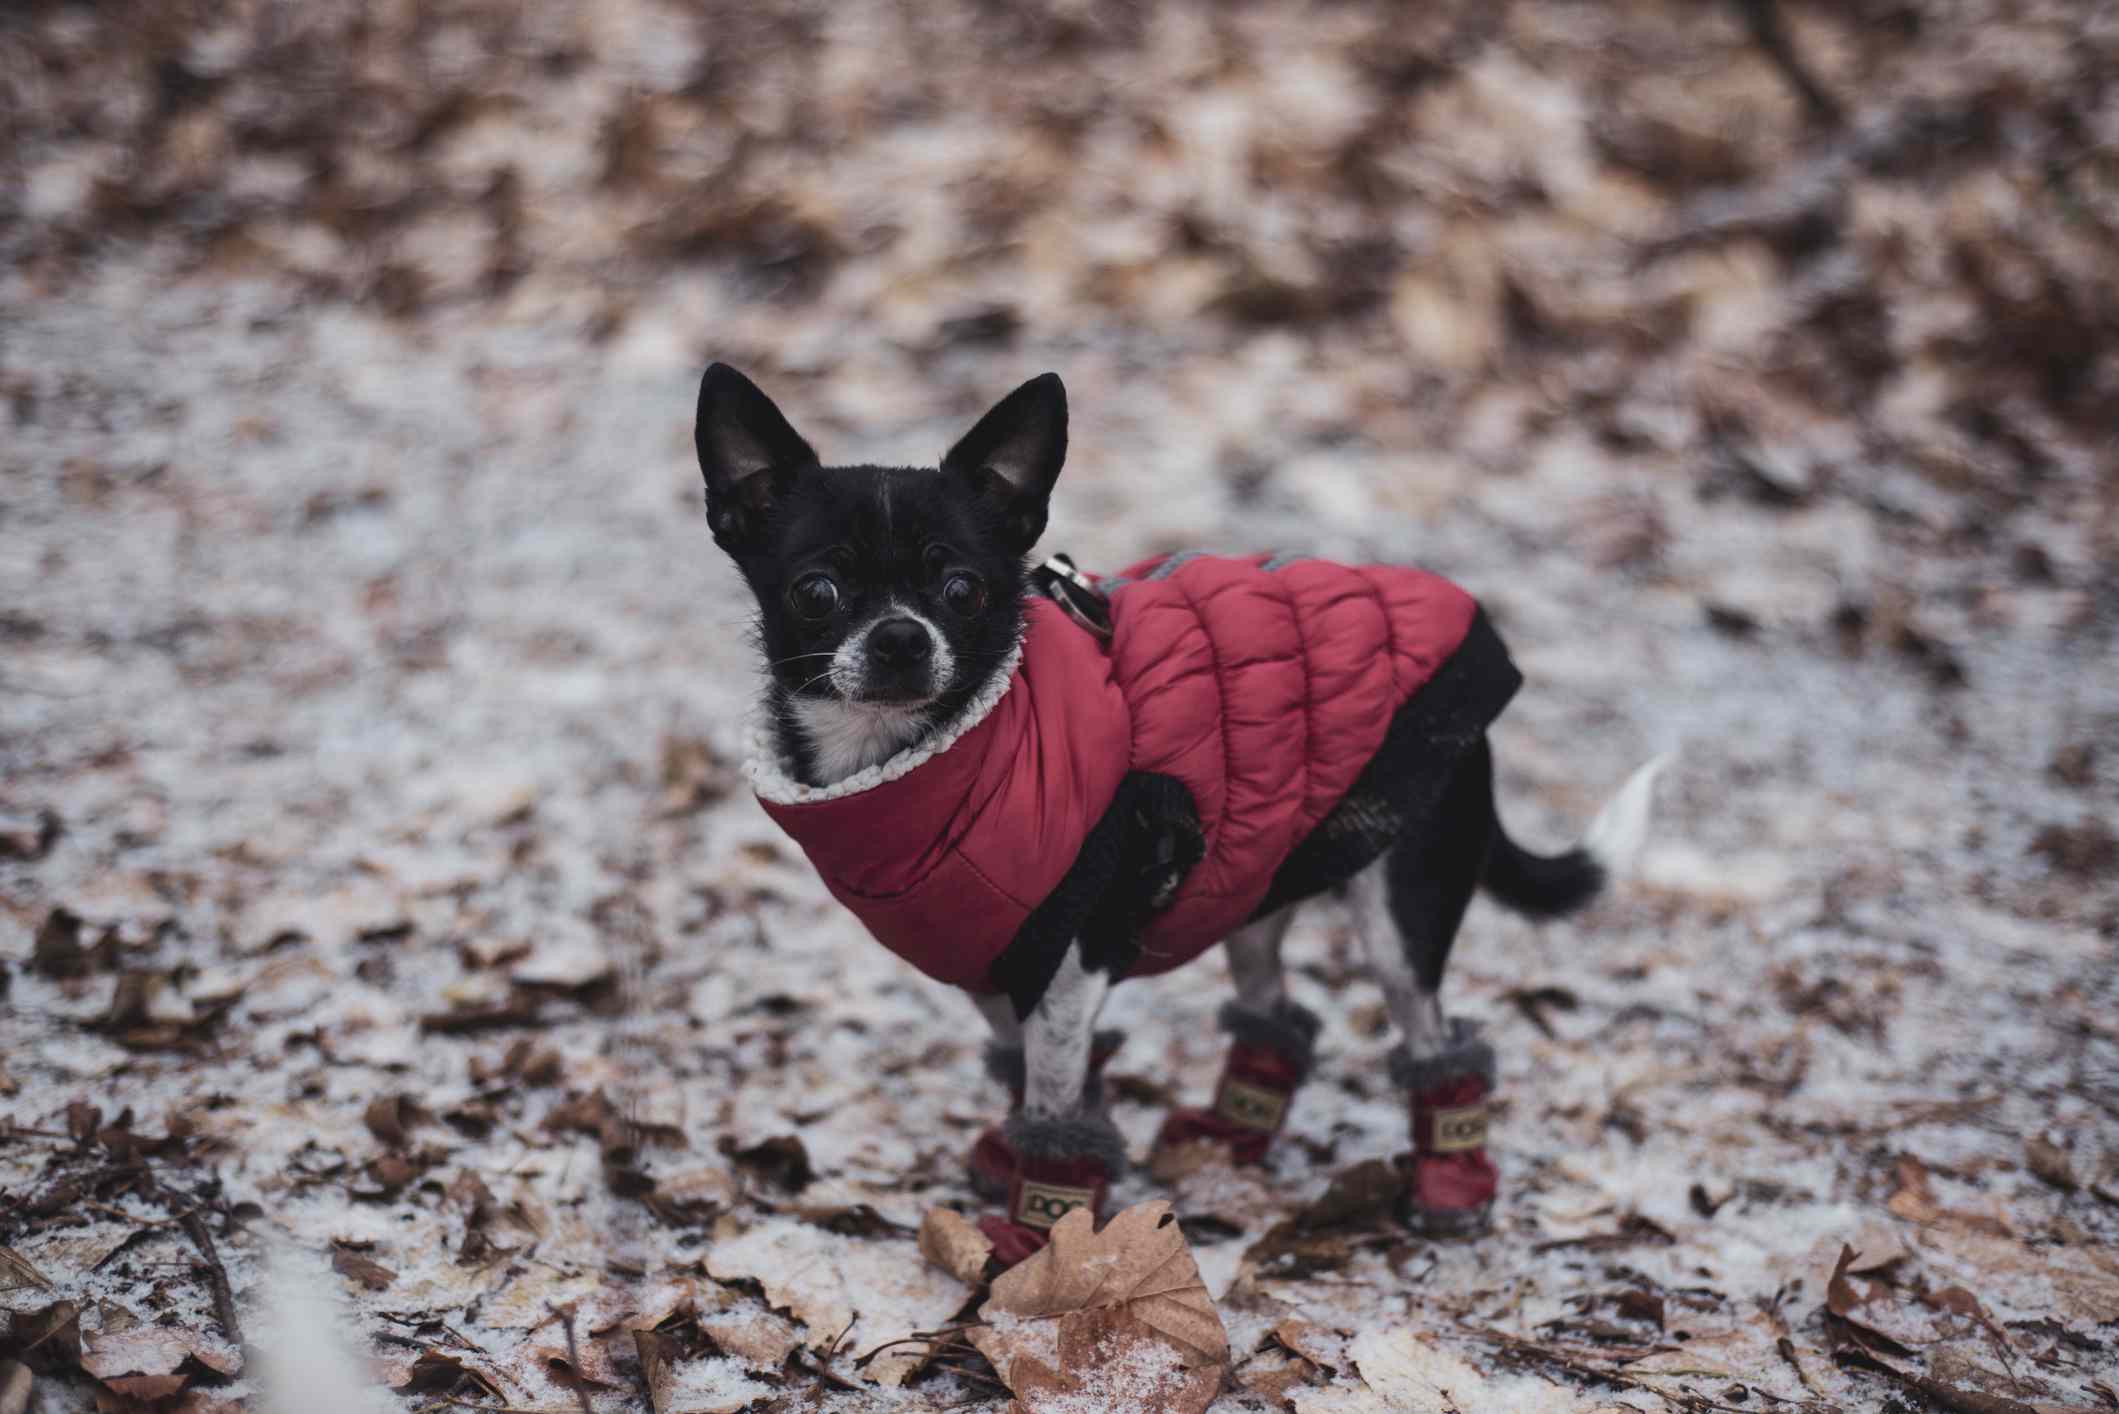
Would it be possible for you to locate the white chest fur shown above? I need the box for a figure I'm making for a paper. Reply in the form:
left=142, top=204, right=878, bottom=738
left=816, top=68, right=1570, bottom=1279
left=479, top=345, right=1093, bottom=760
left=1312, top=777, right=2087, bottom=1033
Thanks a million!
left=787, top=698, right=932, bottom=785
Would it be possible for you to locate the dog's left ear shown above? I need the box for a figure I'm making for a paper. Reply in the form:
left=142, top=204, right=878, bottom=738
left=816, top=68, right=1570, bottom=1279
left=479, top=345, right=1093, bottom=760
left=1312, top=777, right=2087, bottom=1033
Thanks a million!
left=696, top=363, right=819, bottom=553
left=941, top=373, right=1067, bottom=555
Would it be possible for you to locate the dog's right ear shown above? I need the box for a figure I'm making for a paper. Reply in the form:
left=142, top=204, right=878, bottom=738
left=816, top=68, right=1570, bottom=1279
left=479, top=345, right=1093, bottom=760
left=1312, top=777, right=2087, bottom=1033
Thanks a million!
left=696, top=363, right=818, bottom=551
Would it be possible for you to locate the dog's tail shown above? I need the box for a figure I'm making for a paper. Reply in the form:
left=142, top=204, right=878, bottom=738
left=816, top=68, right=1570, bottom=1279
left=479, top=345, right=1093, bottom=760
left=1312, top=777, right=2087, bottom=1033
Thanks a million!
left=251, top=1245, right=396, bottom=1414
left=1481, top=753, right=1671, bottom=919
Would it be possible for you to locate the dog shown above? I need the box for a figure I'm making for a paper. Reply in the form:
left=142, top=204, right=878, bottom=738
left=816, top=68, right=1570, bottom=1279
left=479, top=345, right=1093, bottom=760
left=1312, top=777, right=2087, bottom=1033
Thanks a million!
left=696, top=364, right=1661, bottom=1265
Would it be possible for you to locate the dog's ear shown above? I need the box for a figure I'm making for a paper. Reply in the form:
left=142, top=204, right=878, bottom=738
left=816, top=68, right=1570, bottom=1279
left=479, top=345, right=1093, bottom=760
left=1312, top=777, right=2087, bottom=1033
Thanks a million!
left=696, top=363, right=818, bottom=551
left=940, top=373, right=1067, bottom=555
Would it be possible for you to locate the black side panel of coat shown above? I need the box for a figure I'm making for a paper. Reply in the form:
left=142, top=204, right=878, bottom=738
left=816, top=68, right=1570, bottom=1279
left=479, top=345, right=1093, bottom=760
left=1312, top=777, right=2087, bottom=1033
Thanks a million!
left=1248, top=608, right=1522, bottom=922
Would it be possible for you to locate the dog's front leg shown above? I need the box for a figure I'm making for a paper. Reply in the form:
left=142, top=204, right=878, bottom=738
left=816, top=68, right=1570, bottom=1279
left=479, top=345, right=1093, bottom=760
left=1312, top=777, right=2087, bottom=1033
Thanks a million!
left=965, top=977, right=1127, bottom=1201
left=974, top=943, right=1127, bottom=1266
left=1019, top=945, right=1107, bottom=1117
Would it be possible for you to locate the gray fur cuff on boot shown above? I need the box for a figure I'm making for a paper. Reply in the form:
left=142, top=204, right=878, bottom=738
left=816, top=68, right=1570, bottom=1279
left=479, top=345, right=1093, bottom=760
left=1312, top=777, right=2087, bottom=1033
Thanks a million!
left=1387, top=1018, right=1496, bottom=1091
left=1003, top=1109, right=1129, bottom=1178
left=1218, top=997, right=1323, bottom=1070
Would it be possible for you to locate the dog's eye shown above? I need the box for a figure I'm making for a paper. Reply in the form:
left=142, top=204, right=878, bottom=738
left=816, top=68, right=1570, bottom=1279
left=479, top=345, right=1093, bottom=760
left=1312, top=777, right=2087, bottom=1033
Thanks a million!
left=941, top=573, right=986, bottom=616
left=789, top=574, right=841, bottom=620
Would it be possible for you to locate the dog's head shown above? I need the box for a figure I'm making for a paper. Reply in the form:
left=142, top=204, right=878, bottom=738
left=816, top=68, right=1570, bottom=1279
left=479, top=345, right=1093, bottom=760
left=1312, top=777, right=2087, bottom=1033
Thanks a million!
left=695, top=364, right=1067, bottom=762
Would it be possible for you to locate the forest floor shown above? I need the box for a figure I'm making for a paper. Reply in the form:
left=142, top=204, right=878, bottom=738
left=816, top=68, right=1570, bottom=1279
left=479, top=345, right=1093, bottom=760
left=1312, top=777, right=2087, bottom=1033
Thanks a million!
left=4, top=1, right=2117, bottom=1410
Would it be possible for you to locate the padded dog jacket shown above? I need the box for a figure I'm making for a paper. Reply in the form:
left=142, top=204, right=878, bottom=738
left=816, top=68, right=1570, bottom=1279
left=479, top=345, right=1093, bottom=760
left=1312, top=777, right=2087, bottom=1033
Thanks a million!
left=749, top=553, right=1521, bottom=993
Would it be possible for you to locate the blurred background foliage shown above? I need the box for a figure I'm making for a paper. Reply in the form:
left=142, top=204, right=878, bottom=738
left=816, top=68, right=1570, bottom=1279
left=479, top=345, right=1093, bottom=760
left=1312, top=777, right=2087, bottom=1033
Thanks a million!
left=4, top=1, right=2115, bottom=477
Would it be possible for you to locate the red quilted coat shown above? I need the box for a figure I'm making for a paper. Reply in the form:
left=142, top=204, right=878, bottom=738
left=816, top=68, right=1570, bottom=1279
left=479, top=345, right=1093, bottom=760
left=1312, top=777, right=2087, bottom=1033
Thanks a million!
left=750, top=553, right=1511, bottom=993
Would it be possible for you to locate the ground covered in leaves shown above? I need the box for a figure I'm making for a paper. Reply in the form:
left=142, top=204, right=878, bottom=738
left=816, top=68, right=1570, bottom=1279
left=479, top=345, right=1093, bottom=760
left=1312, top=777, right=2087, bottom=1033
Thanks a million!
left=3, top=0, right=2118, bottom=1410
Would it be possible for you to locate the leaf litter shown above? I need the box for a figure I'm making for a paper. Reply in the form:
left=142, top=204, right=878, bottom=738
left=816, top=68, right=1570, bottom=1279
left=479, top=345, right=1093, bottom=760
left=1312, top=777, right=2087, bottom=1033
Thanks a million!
left=6, top=0, right=2119, bottom=1409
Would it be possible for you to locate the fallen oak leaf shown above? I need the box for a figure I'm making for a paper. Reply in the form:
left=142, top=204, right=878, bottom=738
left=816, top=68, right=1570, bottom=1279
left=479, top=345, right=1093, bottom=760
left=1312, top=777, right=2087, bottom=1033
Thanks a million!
left=1006, top=1306, right=1221, bottom=1414
left=970, top=1199, right=1228, bottom=1381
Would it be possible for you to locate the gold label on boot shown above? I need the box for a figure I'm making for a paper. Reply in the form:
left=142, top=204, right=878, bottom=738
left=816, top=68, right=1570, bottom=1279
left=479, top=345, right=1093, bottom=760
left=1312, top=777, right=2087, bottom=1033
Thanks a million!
left=1215, top=1079, right=1289, bottom=1133
left=1431, top=1103, right=1488, bottom=1153
left=1016, top=1181, right=1097, bottom=1230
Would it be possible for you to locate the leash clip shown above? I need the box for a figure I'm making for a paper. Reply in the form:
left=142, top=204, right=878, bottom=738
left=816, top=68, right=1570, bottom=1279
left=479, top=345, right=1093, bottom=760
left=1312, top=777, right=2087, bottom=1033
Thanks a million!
left=1033, top=553, right=1113, bottom=642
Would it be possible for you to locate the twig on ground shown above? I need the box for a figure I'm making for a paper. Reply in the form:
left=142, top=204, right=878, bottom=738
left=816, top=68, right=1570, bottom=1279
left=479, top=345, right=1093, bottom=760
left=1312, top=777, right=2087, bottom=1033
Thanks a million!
left=1833, top=1340, right=2065, bottom=1414
left=545, top=1303, right=597, bottom=1414
left=178, top=1208, right=242, bottom=1349
left=1457, top=1322, right=1759, bottom=1414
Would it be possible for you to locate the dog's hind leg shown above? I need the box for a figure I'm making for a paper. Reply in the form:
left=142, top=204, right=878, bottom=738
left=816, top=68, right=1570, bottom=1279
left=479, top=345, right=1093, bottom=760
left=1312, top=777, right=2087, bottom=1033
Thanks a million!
left=977, top=944, right=1127, bottom=1266
left=1151, top=908, right=1323, bottom=1167
left=1352, top=740, right=1501, bottom=1235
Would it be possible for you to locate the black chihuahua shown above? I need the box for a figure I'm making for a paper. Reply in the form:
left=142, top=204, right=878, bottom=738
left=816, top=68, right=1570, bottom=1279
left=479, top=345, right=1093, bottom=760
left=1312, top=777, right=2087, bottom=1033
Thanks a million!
left=696, top=364, right=1661, bottom=1263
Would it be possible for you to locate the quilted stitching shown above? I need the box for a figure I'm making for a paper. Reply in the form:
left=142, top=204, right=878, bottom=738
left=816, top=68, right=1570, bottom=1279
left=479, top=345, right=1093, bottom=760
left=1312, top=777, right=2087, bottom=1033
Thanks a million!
left=1112, top=553, right=1477, bottom=966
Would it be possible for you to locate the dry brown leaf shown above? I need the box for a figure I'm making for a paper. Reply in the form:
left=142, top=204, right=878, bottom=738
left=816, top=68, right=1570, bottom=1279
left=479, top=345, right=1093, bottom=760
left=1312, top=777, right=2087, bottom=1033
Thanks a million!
left=699, top=1312, right=801, bottom=1369
left=103, top=1372, right=189, bottom=1401
left=2025, top=1136, right=2077, bottom=1191
left=1005, top=1306, right=1221, bottom=1414
left=1824, top=1244, right=1943, bottom=1353
left=702, top=1217, right=963, bottom=1386
left=1291, top=1160, right=1404, bottom=1231
left=1235, top=1347, right=1319, bottom=1404
left=7, top=1302, right=80, bottom=1367
left=632, top=1329, right=673, bottom=1414
left=1149, top=1137, right=1235, bottom=1184
left=1346, top=1326, right=1496, bottom=1411
left=1886, top=1154, right=1943, bottom=1223
left=330, top=1244, right=397, bottom=1291
left=971, top=1200, right=1228, bottom=1383
left=78, top=1322, right=240, bottom=1392
left=0, top=1249, right=54, bottom=1294
left=362, top=1094, right=431, bottom=1147
left=917, top=1208, right=994, bottom=1284
left=1271, top=1319, right=1347, bottom=1375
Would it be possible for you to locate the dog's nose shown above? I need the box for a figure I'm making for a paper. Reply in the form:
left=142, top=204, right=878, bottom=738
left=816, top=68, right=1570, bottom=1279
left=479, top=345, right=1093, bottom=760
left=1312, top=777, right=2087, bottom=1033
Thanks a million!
left=867, top=617, right=933, bottom=667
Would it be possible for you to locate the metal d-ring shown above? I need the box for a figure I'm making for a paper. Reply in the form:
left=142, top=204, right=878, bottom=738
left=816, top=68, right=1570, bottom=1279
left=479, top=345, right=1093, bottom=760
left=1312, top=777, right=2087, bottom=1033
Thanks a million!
left=1033, top=553, right=1113, bottom=642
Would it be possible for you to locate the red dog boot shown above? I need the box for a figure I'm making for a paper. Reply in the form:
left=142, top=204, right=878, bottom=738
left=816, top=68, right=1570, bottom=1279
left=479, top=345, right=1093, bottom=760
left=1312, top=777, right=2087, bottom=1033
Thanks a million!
left=1393, top=1019, right=1498, bottom=1236
left=967, top=1030, right=1124, bottom=1199
left=1152, top=999, right=1320, bottom=1167
left=975, top=1111, right=1126, bottom=1268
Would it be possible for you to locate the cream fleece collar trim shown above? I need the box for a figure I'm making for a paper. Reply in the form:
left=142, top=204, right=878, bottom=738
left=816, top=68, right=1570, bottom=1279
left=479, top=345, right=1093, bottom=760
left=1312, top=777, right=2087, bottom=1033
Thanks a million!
left=744, top=639, right=1025, bottom=805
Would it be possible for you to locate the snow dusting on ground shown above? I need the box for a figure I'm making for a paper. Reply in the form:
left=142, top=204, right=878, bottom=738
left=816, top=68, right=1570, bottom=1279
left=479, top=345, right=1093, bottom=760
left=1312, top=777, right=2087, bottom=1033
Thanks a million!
left=4, top=1, right=2116, bottom=1410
